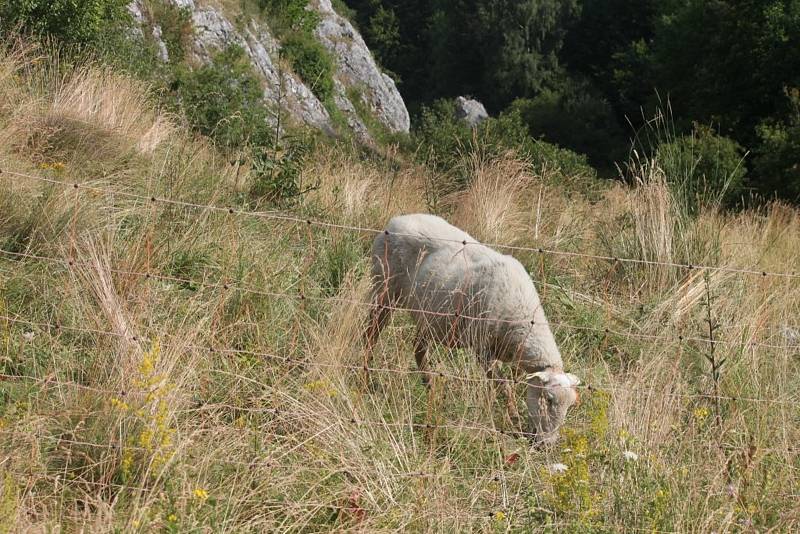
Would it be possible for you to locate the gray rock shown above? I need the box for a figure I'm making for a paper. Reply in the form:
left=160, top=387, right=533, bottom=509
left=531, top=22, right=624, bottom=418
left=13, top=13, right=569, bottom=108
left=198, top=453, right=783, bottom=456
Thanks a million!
left=331, top=78, right=375, bottom=146
left=152, top=25, right=170, bottom=62
left=187, top=5, right=334, bottom=134
left=131, top=0, right=408, bottom=142
left=454, top=96, right=489, bottom=127
left=314, top=0, right=410, bottom=133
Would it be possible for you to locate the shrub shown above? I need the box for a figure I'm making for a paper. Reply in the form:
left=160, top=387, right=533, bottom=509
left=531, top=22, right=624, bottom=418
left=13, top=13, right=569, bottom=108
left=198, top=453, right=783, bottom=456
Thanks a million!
left=144, top=0, right=193, bottom=64
left=414, top=98, right=596, bottom=191
left=259, top=0, right=321, bottom=35
left=258, top=0, right=335, bottom=104
left=331, top=0, right=358, bottom=26
left=753, top=88, right=800, bottom=201
left=173, top=45, right=273, bottom=150
left=509, top=77, right=628, bottom=169
left=656, top=125, right=747, bottom=212
left=0, top=0, right=131, bottom=44
left=279, top=33, right=335, bottom=102
left=249, top=133, right=316, bottom=205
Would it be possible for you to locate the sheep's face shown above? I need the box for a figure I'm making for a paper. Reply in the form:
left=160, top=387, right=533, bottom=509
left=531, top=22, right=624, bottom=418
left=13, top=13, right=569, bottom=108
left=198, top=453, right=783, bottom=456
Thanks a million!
left=525, top=370, right=580, bottom=446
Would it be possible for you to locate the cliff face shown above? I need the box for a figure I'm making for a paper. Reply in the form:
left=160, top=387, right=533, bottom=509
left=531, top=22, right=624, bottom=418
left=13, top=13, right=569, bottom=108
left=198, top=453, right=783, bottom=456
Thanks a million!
left=129, top=0, right=409, bottom=144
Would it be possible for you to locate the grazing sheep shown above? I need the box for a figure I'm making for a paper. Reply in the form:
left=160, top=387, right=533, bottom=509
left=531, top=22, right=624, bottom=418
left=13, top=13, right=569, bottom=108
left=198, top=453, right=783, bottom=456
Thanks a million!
left=363, top=214, right=580, bottom=445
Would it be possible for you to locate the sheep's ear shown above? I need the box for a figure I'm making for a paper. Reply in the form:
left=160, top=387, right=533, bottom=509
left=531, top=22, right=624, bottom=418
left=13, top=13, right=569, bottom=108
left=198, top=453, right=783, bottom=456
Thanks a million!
left=565, top=373, right=580, bottom=387
left=525, top=371, right=550, bottom=384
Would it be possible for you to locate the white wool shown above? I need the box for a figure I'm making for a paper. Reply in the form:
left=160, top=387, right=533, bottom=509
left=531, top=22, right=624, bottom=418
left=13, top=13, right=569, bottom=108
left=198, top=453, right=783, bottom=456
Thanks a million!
left=366, top=214, right=580, bottom=440
left=370, top=213, right=563, bottom=371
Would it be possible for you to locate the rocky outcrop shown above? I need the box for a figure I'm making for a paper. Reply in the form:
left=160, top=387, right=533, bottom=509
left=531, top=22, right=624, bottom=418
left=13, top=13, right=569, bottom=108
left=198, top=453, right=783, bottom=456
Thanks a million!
left=129, top=0, right=409, bottom=143
left=454, top=96, right=489, bottom=127
left=188, top=5, right=334, bottom=134
left=313, top=0, right=410, bottom=134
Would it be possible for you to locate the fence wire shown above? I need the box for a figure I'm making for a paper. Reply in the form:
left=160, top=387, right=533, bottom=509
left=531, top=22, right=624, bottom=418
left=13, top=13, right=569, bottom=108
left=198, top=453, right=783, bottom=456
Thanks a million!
left=3, top=168, right=799, bottom=279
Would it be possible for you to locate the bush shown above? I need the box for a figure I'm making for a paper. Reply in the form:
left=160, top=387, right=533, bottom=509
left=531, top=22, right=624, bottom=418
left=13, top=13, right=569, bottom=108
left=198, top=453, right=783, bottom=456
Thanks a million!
left=279, top=33, right=335, bottom=102
left=509, top=77, right=627, bottom=169
left=144, top=0, right=193, bottom=64
left=259, top=0, right=321, bottom=35
left=258, top=0, right=336, bottom=104
left=656, top=125, right=747, bottom=211
left=0, top=0, right=131, bottom=44
left=249, top=133, right=316, bottom=205
left=414, top=98, right=596, bottom=189
left=753, top=88, right=800, bottom=201
left=173, top=45, right=273, bottom=150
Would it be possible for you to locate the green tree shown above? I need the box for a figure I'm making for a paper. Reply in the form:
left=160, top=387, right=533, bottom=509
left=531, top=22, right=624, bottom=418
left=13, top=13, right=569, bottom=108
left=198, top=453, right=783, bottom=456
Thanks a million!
left=343, top=0, right=433, bottom=107
left=0, top=0, right=130, bottom=44
left=634, top=1, right=798, bottom=138
left=509, top=76, right=628, bottom=169
left=562, top=0, right=657, bottom=123
left=428, top=0, right=579, bottom=111
left=754, top=88, right=800, bottom=201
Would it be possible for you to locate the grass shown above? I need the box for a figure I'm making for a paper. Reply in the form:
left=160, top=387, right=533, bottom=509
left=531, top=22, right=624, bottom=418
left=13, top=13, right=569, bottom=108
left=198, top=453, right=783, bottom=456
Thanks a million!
left=1, top=42, right=799, bottom=532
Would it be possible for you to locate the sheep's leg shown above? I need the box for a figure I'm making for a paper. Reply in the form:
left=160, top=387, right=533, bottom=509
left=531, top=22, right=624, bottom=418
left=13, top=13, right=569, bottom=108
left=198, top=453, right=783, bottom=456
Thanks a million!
left=363, top=300, right=390, bottom=352
left=362, top=304, right=390, bottom=383
left=414, top=333, right=431, bottom=387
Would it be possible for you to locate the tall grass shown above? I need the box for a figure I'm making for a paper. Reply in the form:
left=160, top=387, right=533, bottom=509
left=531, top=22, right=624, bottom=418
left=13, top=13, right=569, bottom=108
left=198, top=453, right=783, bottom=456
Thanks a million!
left=0, top=43, right=798, bottom=532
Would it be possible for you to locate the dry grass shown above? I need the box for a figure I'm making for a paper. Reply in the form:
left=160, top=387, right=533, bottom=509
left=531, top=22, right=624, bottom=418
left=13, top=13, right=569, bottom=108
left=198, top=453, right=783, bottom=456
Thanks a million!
left=447, top=150, right=532, bottom=244
left=0, top=44, right=798, bottom=533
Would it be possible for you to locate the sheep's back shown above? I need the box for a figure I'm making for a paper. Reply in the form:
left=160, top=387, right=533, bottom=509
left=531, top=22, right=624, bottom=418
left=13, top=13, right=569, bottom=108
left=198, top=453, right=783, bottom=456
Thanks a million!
left=372, top=214, right=477, bottom=297
left=371, top=215, right=559, bottom=364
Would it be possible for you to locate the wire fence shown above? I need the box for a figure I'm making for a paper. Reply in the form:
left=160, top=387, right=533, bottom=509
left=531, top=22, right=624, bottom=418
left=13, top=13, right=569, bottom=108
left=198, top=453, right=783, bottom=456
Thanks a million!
left=2, top=314, right=800, bottom=410
left=3, top=168, right=800, bottom=279
left=1, top=166, right=798, bottom=412
left=0, top=247, right=795, bottom=352
left=1, top=166, right=799, bottom=528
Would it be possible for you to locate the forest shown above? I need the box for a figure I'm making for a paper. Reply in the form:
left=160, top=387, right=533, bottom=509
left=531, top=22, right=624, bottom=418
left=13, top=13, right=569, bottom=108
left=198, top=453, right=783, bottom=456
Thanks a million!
left=345, top=0, right=800, bottom=201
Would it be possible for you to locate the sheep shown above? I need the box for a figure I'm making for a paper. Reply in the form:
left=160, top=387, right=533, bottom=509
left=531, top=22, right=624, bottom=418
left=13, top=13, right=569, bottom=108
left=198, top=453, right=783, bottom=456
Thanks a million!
left=363, top=213, right=580, bottom=445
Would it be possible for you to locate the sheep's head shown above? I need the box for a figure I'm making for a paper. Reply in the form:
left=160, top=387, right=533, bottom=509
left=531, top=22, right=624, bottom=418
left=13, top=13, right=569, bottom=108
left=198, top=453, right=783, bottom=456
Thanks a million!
left=525, top=369, right=580, bottom=446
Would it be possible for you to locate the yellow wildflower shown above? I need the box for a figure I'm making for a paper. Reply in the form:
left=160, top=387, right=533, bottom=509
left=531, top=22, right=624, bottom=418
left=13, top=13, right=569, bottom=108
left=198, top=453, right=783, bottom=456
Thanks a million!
left=693, top=407, right=709, bottom=422
left=110, top=397, right=129, bottom=411
left=167, top=514, right=177, bottom=522
left=121, top=449, right=134, bottom=478
left=138, top=428, right=154, bottom=449
left=494, top=510, right=506, bottom=522
left=193, top=488, right=209, bottom=501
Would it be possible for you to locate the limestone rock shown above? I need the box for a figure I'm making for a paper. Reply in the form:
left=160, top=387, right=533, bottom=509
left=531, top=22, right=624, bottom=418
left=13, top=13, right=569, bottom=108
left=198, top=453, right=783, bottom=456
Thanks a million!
left=454, top=96, right=489, bottom=127
left=129, top=0, right=409, bottom=143
left=313, top=0, right=410, bottom=133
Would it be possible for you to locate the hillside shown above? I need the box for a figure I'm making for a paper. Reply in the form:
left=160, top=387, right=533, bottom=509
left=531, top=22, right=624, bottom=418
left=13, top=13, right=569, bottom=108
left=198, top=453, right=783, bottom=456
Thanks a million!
left=126, top=0, right=409, bottom=145
left=1, top=38, right=799, bottom=534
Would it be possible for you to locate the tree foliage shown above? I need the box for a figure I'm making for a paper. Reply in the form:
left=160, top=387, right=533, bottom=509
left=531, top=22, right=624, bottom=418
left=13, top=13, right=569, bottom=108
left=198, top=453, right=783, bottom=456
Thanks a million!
left=345, top=0, right=800, bottom=200
left=1, top=0, right=130, bottom=44
left=173, top=46, right=273, bottom=150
